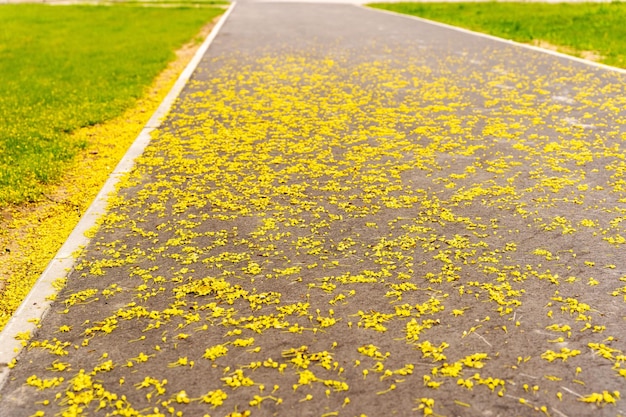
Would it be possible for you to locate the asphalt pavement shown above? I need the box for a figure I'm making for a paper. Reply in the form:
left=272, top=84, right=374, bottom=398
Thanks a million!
left=2, top=2, right=626, bottom=416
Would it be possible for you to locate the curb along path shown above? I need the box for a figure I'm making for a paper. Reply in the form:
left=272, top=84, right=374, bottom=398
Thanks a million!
left=2, top=2, right=626, bottom=416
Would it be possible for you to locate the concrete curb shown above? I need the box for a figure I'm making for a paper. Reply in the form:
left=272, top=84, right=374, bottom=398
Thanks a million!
left=0, top=1, right=236, bottom=390
left=361, top=4, right=626, bottom=76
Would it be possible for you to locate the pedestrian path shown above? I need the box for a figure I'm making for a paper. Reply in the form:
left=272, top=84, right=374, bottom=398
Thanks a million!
left=2, top=2, right=626, bottom=416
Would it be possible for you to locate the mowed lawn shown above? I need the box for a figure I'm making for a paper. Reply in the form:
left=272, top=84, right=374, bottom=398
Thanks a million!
left=368, top=2, right=626, bottom=70
left=0, top=4, right=224, bottom=206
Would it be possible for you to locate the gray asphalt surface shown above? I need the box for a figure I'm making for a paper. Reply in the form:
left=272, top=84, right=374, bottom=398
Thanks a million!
left=2, top=2, right=626, bottom=417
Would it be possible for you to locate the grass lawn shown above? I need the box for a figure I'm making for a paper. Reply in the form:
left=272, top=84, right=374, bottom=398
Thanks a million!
left=0, top=3, right=224, bottom=206
left=0, top=2, right=226, bottom=331
left=368, top=2, right=626, bottom=70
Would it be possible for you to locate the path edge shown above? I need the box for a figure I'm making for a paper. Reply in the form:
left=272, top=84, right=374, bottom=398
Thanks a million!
left=361, top=4, right=626, bottom=76
left=0, top=1, right=236, bottom=390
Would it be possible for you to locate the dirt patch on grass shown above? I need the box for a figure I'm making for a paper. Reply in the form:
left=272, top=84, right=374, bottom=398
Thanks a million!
left=531, top=39, right=604, bottom=62
left=0, top=15, right=221, bottom=329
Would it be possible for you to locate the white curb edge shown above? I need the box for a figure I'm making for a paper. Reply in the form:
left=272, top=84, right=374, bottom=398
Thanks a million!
left=361, top=4, right=626, bottom=76
left=0, top=1, right=236, bottom=390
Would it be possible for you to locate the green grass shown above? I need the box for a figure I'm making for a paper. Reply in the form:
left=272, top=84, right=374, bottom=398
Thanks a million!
left=0, top=4, right=223, bottom=206
left=368, top=2, right=626, bottom=69
left=111, top=0, right=229, bottom=5
left=127, top=0, right=228, bottom=4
